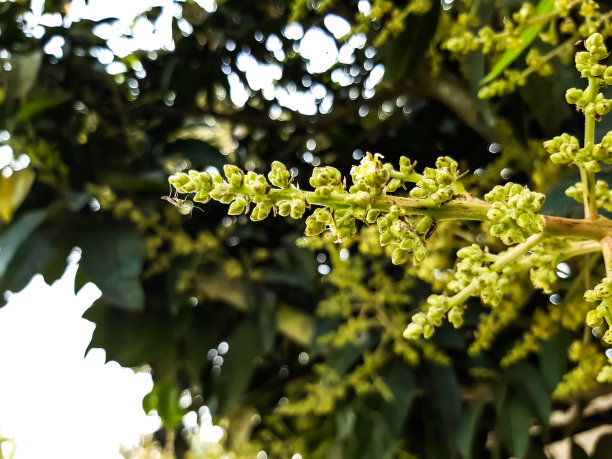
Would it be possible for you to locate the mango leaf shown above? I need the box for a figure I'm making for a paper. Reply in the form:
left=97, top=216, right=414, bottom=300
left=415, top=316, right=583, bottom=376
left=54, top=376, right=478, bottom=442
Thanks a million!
left=497, top=392, right=533, bottom=458
left=0, top=168, right=35, bottom=223
left=538, top=330, right=572, bottom=392
left=0, top=50, right=42, bottom=100
left=428, top=365, right=461, bottom=457
left=213, top=319, right=264, bottom=415
left=457, top=400, right=484, bottom=459
left=0, top=208, right=47, bottom=280
left=354, top=366, right=415, bottom=459
left=77, top=223, right=145, bottom=310
left=480, top=0, right=554, bottom=85
left=507, top=363, right=551, bottom=425
left=15, top=93, right=69, bottom=122
left=167, top=139, right=227, bottom=171
left=383, top=5, right=440, bottom=82
left=143, top=381, right=184, bottom=430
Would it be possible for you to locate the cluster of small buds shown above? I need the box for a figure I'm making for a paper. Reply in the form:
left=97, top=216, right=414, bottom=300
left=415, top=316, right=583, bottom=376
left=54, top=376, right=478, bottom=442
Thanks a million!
left=525, top=49, right=553, bottom=76
left=553, top=340, right=606, bottom=399
left=376, top=208, right=427, bottom=265
left=598, top=359, right=612, bottom=383
left=448, top=244, right=511, bottom=307
left=386, top=156, right=417, bottom=192
left=565, top=90, right=611, bottom=117
left=168, top=153, right=458, bottom=265
left=306, top=207, right=358, bottom=241
left=542, top=133, right=603, bottom=171
left=478, top=70, right=526, bottom=99
left=575, top=33, right=608, bottom=78
left=584, top=277, right=612, bottom=344
left=350, top=153, right=393, bottom=195
left=484, top=183, right=545, bottom=245
left=409, top=157, right=462, bottom=205
left=562, top=34, right=612, bottom=120
left=168, top=163, right=308, bottom=223
left=566, top=179, right=612, bottom=212
left=404, top=294, right=451, bottom=340
left=529, top=240, right=568, bottom=293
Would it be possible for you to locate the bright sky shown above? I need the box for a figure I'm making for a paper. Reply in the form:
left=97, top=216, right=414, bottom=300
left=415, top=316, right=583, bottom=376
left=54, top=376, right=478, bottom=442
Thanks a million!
left=24, top=0, right=384, bottom=118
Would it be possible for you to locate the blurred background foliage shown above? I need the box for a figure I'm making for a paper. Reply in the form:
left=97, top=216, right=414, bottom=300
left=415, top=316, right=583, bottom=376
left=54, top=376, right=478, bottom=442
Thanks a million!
left=1, top=0, right=612, bottom=457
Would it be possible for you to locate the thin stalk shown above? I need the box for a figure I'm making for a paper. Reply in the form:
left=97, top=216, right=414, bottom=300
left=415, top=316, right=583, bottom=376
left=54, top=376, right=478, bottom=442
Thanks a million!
left=600, top=235, right=612, bottom=277
left=582, top=78, right=599, bottom=220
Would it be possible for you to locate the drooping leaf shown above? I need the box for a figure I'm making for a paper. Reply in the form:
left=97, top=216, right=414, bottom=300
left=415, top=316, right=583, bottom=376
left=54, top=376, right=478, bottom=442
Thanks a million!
left=383, top=5, right=440, bottom=82
left=507, top=363, right=551, bottom=425
left=428, top=365, right=461, bottom=457
left=143, top=381, right=184, bottom=430
left=457, top=400, right=484, bottom=459
left=0, top=208, right=47, bottom=280
left=77, top=222, right=146, bottom=310
left=15, top=93, right=69, bottom=122
left=497, top=393, right=533, bottom=459
left=538, top=330, right=572, bottom=392
left=213, top=319, right=264, bottom=415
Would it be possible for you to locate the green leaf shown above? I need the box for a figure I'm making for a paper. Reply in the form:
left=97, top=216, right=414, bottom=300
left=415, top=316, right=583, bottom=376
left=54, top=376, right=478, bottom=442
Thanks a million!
left=519, top=70, right=571, bottom=135
left=538, top=330, right=572, bottom=392
left=354, top=366, right=415, bottom=459
left=0, top=208, right=47, bottom=280
left=383, top=6, right=440, bottom=82
left=497, top=393, right=533, bottom=458
left=144, top=381, right=184, bottom=430
left=480, top=0, right=555, bottom=85
left=507, top=363, right=551, bottom=425
left=213, top=319, right=264, bottom=415
left=77, top=223, right=145, bottom=310
left=457, top=400, right=484, bottom=459
left=15, top=94, right=68, bottom=122
left=167, top=139, right=227, bottom=171
left=1, top=50, right=43, bottom=100
left=428, top=365, right=461, bottom=457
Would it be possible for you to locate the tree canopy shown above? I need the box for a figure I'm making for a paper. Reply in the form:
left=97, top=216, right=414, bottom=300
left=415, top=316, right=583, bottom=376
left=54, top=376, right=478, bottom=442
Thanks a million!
left=2, top=0, right=612, bottom=457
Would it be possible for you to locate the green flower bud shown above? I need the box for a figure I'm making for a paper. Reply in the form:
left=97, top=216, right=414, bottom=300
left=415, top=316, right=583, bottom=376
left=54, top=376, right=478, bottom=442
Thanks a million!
left=386, top=178, right=402, bottom=192
left=596, top=99, right=611, bottom=116
left=403, top=322, right=423, bottom=340
left=587, top=309, right=604, bottom=327
left=585, top=33, right=607, bottom=59
left=228, top=197, right=247, bottom=215
left=224, top=164, right=244, bottom=187
left=290, top=199, right=306, bottom=219
left=251, top=202, right=271, bottom=221
left=209, top=182, right=234, bottom=203
left=448, top=306, right=464, bottom=328
left=565, top=88, right=583, bottom=104
left=305, top=215, right=326, bottom=236
left=310, top=166, right=342, bottom=188
left=169, top=172, right=191, bottom=192
left=366, top=210, right=380, bottom=223
left=391, top=248, right=410, bottom=265
left=585, top=289, right=599, bottom=302
left=277, top=200, right=292, bottom=217
left=268, top=161, right=291, bottom=188
left=604, top=67, right=612, bottom=85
